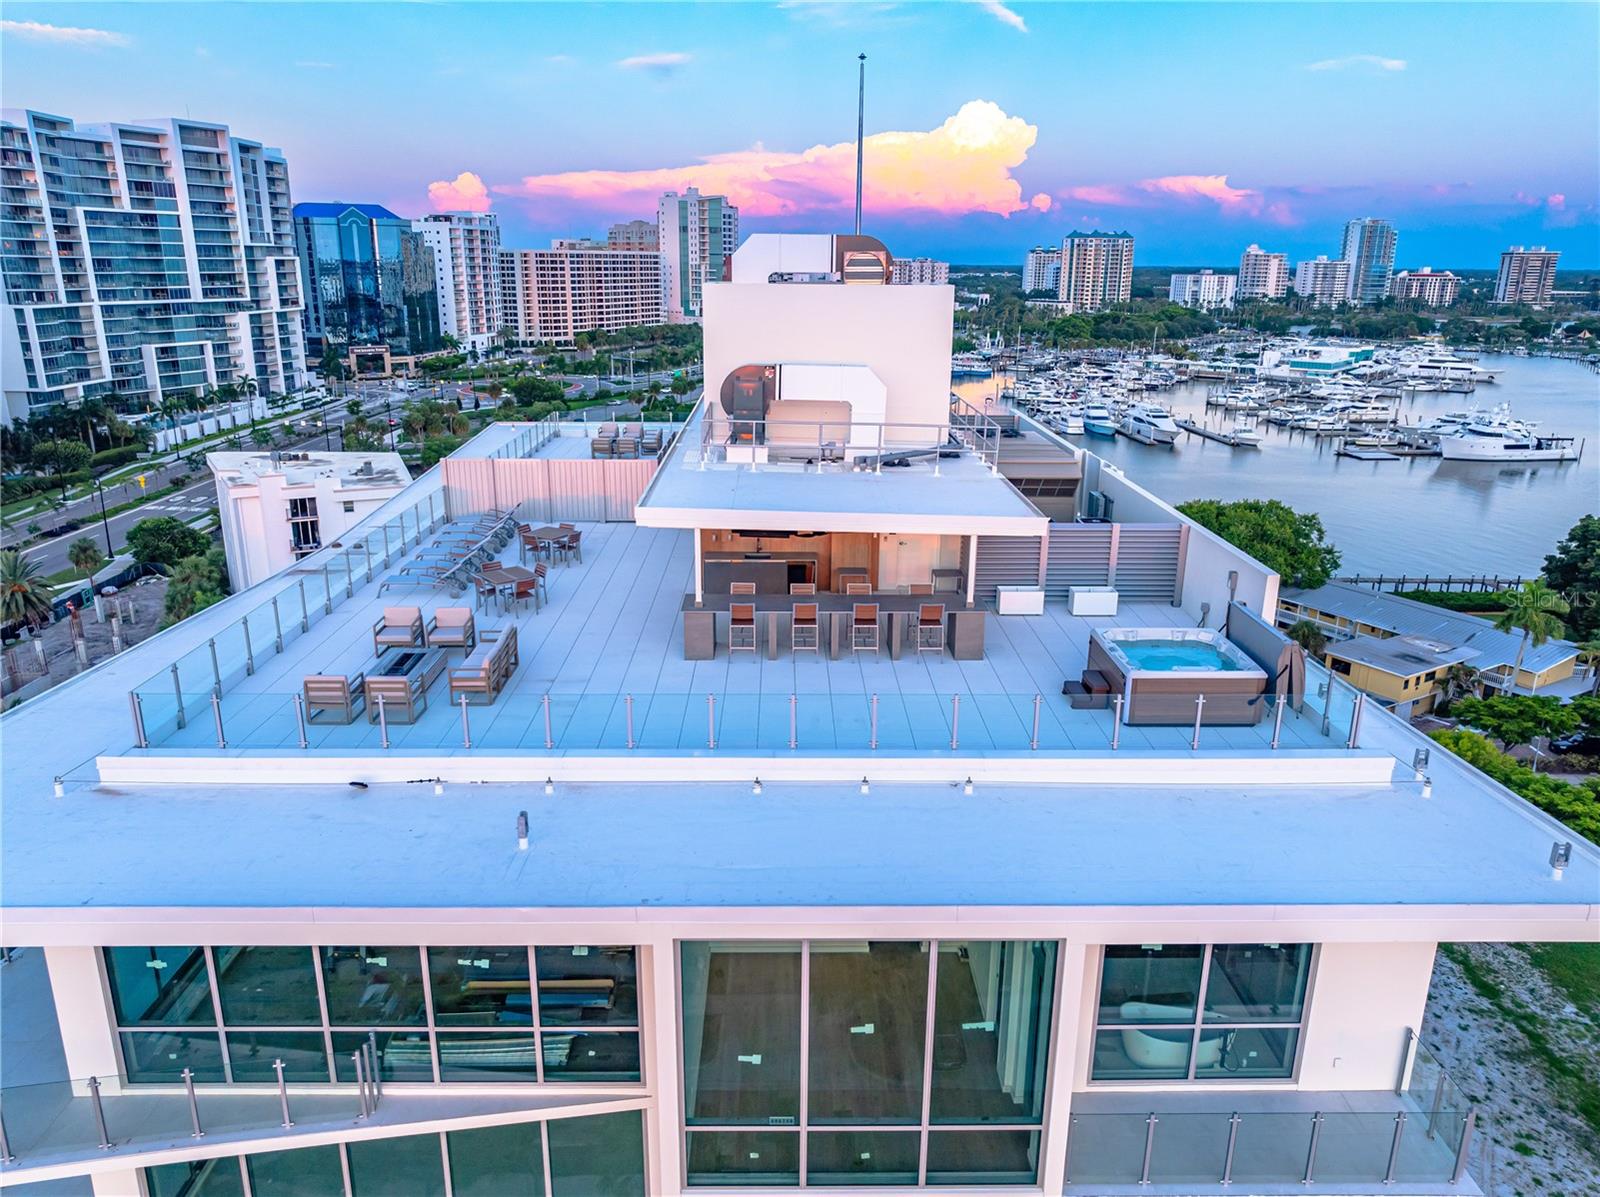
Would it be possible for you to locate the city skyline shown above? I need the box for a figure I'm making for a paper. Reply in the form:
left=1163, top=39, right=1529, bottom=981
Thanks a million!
left=2, top=1, right=1597, bottom=267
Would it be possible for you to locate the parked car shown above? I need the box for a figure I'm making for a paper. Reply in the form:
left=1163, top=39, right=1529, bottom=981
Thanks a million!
left=1549, top=731, right=1600, bottom=755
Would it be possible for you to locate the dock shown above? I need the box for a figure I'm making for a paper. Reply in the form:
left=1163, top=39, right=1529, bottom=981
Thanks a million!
left=1335, top=443, right=1400, bottom=461
left=1176, top=419, right=1258, bottom=448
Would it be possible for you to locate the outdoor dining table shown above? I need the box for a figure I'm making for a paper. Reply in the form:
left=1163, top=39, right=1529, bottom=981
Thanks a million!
left=480, top=565, right=540, bottom=612
left=680, top=593, right=985, bottom=661
left=521, top=525, right=571, bottom=564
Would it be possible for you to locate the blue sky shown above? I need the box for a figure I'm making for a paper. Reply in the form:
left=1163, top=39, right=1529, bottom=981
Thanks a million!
left=3, top=1, right=1597, bottom=266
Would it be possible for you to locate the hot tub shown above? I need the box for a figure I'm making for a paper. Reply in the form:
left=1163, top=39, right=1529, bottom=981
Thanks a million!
left=1089, top=628, right=1269, bottom=726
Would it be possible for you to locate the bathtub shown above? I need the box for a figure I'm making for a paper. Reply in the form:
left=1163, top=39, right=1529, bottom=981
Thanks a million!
left=1117, top=1002, right=1227, bottom=1070
left=1089, top=628, right=1269, bottom=727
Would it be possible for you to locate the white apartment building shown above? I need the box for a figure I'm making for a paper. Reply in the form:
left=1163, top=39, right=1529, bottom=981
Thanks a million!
left=1294, top=255, right=1353, bottom=306
left=1167, top=269, right=1237, bottom=310
left=890, top=257, right=951, bottom=285
left=0, top=108, right=307, bottom=426
left=1023, top=246, right=1062, bottom=295
left=2, top=227, right=1592, bottom=1197
left=208, top=449, right=412, bottom=588
left=1059, top=231, right=1133, bottom=311
left=1494, top=246, right=1560, bottom=306
left=608, top=219, right=659, bottom=252
left=414, top=212, right=502, bottom=353
left=499, top=244, right=664, bottom=346
left=657, top=188, right=739, bottom=322
left=1236, top=244, right=1289, bottom=299
left=1339, top=218, right=1397, bottom=304
left=1392, top=268, right=1461, bottom=307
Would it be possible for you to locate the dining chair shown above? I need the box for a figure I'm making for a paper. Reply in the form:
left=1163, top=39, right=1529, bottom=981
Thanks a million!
left=917, top=603, right=947, bottom=655
left=729, top=603, right=758, bottom=655
left=851, top=603, right=880, bottom=656
left=790, top=602, right=820, bottom=654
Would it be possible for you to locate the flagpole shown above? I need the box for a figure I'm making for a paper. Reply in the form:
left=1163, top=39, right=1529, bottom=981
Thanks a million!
left=854, top=53, right=866, bottom=235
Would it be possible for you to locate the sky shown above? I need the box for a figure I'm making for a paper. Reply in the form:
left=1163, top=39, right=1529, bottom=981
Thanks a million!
left=3, top=1, right=1598, bottom=267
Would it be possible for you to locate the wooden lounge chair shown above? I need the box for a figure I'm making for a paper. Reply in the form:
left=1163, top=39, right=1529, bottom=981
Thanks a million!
left=427, top=607, right=477, bottom=655
left=613, top=435, right=639, bottom=458
left=591, top=423, right=618, bottom=458
left=366, top=672, right=431, bottom=725
left=641, top=428, right=663, bottom=456
left=449, top=626, right=520, bottom=705
left=304, top=673, right=366, bottom=724
left=372, top=606, right=424, bottom=654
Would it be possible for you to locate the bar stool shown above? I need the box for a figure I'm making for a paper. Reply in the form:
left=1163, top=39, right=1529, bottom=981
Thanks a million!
left=729, top=602, right=758, bottom=655
left=789, top=582, right=816, bottom=596
left=908, top=583, right=934, bottom=595
left=851, top=603, right=880, bottom=656
left=791, top=602, right=820, bottom=654
left=917, top=603, right=947, bottom=655
left=846, top=582, right=872, bottom=595
left=730, top=581, right=757, bottom=596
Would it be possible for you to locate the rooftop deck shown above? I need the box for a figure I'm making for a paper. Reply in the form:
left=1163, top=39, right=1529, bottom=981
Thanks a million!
left=133, top=522, right=1351, bottom=757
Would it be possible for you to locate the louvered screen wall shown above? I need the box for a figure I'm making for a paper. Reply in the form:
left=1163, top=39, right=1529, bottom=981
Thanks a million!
left=1045, top=524, right=1114, bottom=599
left=973, top=536, right=1044, bottom=604
left=1113, top=525, right=1185, bottom=601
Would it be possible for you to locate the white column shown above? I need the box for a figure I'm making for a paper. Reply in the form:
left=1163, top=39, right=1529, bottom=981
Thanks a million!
left=45, top=947, right=124, bottom=1086
left=91, top=1168, right=144, bottom=1197
left=642, top=939, right=683, bottom=1195
left=1038, top=941, right=1088, bottom=1190
left=692, top=530, right=704, bottom=607
left=966, top=535, right=978, bottom=609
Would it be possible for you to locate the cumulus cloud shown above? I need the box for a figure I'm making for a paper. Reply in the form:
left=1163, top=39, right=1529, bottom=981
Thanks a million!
left=1060, top=174, right=1295, bottom=223
left=617, top=51, right=691, bottom=76
left=1, top=19, right=129, bottom=47
left=1305, top=54, right=1406, bottom=72
left=427, top=171, right=492, bottom=213
left=971, top=0, right=1027, bottom=32
left=493, top=99, right=1044, bottom=220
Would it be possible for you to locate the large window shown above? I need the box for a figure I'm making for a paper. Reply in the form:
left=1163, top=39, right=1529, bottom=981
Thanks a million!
left=682, top=940, right=1056, bottom=1187
left=106, top=945, right=640, bottom=1085
left=143, top=1113, right=645, bottom=1197
left=1091, top=943, right=1313, bottom=1082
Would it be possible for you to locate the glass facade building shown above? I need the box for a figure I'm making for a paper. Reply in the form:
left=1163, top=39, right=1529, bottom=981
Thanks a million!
left=293, top=202, right=442, bottom=359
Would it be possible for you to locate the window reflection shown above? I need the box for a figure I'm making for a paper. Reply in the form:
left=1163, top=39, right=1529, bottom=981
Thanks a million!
left=686, top=1132, right=799, bottom=1186
left=448, top=1124, right=545, bottom=1197
left=247, top=1144, right=345, bottom=1196
left=807, top=1131, right=920, bottom=1185
left=215, top=946, right=321, bottom=1026
left=321, top=946, right=426, bottom=1025
left=808, top=941, right=928, bottom=1126
left=1203, top=944, right=1312, bottom=1023
left=682, top=942, right=801, bottom=1124
left=225, top=1031, right=329, bottom=1082
left=1096, top=945, right=1203, bottom=1025
left=332, top=1031, right=433, bottom=1082
left=535, top=945, right=638, bottom=1026
left=429, top=947, right=531, bottom=1026
left=930, top=941, right=1056, bottom=1125
left=121, top=1030, right=226, bottom=1083
left=105, top=946, right=215, bottom=1026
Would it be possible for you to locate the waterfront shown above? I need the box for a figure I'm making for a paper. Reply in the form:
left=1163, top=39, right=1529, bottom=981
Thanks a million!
left=960, top=354, right=1600, bottom=576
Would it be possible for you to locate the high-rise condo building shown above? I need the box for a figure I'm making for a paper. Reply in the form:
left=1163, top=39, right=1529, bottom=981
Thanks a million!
left=414, top=212, right=502, bottom=352
left=1237, top=244, right=1290, bottom=299
left=1294, top=255, right=1353, bottom=306
left=1391, top=268, right=1461, bottom=307
left=1494, top=246, right=1560, bottom=306
left=498, top=243, right=664, bottom=346
left=0, top=108, right=307, bottom=426
left=607, top=219, right=658, bottom=252
left=1023, top=245, right=1062, bottom=294
left=293, top=203, right=442, bottom=362
left=890, top=257, right=951, bottom=285
left=1168, top=269, right=1237, bottom=310
left=657, top=187, right=738, bottom=321
left=1339, top=217, right=1397, bottom=303
left=1, top=224, right=1590, bottom=1197
left=1058, top=231, right=1134, bottom=311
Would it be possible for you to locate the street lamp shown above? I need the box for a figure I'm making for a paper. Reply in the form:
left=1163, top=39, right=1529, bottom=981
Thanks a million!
left=91, top=478, right=114, bottom=559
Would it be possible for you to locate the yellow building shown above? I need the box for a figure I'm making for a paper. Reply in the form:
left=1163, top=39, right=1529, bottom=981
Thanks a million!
left=1320, top=635, right=1479, bottom=716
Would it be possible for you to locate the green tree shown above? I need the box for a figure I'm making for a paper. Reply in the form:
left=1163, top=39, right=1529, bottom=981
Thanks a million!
left=162, top=547, right=230, bottom=626
left=1450, top=695, right=1579, bottom=750
left=30, top=439, right=93, bottom=499
left=1175, top=499, right=1342, bottom=588
left=510, top=376, right=566, bottom=405
left=1438, top=662, right=1483, bottom=708
left=126, top=516, right=210, bottom=568
left=1542, top=515, right=1600, bottom=640
left=0, top=549, right=53, bottom=629
left=1429, top=729, right=1600, bottom=842
left=1286, top=619, right=1328, bottom=657
left=67, top=537, right=104, bottom=589
left=252, top=426, right=276, bottom=449
left=1492, top=579, right=1571, bottom=692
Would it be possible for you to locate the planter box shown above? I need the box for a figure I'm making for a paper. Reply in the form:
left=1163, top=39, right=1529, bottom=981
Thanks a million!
left=1068, top=585, right=1119, bottom=616
left=995, top=585, right=1046, bottom=616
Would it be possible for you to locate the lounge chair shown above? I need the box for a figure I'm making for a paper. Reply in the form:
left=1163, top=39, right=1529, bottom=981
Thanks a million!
left=427, top=607, right=477, bottom=655
left=448, top=626, right=520, bottom=705
left=641, top=428, right=663, bottom=456
left=372, top=606, right=424, bottom=654
left=613, top=434, right=639, bottom=458
left=366, top=672, right=431, bottom=725
left=304, top=673, right=366, bottom=724
left=591, top=422, right=618, bottom=458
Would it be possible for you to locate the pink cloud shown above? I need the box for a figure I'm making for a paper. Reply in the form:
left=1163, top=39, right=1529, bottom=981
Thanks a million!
left=1029, top=192, right=1053, bottom=212
left=427, top=171, right=491, bottom=213
left=1547, top=193, right=1566, bottom=210
left=1059, top=173, right=1297, bottom=224
left=491, top=100, right=1042, bottom=219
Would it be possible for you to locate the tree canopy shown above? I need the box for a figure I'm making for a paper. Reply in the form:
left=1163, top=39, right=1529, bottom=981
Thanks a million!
left=1429, top=728, right=1600, bottom=843
left=1543, top=515, right=1600, bottom=641
left=127, top=517, right=212, bottom=569
left=1175, top=499, right=1342, bottom=588
left=1449, top=695, right=1579, bottom=750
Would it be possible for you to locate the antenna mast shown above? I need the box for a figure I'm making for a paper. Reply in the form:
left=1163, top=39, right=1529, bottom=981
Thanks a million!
left=854, top=53, right=866, bottom=235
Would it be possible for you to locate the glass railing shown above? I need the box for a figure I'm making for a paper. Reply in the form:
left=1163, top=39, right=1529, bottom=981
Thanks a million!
left=1064, top=1100, right=1473, bottom=1187
left=0, top=1062, right=373, bottom=1171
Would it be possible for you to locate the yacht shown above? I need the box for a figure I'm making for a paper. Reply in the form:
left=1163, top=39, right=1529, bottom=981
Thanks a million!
left=1081, top=401, right=1119, bottom=438
left=950, top=352, right=992, bottom=378
left=1119, top=403, right=1179, bottom=446
left=1230, top=416, right=1264, bottom=447
left=1438, top=415, right=1580, bottom=462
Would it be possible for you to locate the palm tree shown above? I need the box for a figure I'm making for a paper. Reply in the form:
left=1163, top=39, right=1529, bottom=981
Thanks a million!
left=0, top=549, right=53, bottom=630
left=1575, top=640, right=1600, bottom=695
left=252, top=426, right=276, bottom=450
left=1492, top=579, right=1570, bottom=694
left=67, top=537, right=103, bottom=590
left=1438, top=662, right=1482, bottom=708
left=76, top=397, right=106, bottom=455
left=235, top=372, right=259, bottom=415
left=1286, top=619, right=1328, bottom=658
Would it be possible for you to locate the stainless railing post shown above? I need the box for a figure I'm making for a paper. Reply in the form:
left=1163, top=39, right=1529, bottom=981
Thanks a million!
left=170, top=663, right=187, bottom=728
left=543, top=693, right=553, bottom=749
left=1384, top=1111, right=1405, bottom=1185
left=0, top=1102, right=14, bottom=1163
left=324, top=565, right=334, bottom=613
left=789, top=693, right=798, bottom=750
left=364, top=541, right=373, bottom=583
left=271, top=597, right=283, bottom=652
left=1112, top=694, right=1123, bottom=749
left=383, top=524, right=393, bottom=567
left=1395, top=1027, right=1418, bottom=1096
left=208, top=638, right=222, bottom=691
left=706, top=693, right=717, bottom=749
left=298, top=579, right=310, bottom=631
left=211, top=691, right=227, bottom=749
left=625, top=694, right=635, bottom=749
left=1031, top=693, right=1041, bottom=750
left=367, top=1032, right=384, bottom=1105
left=1221, top=1112, right=1240, bottom=1185
left=377, top=694, right=389, bottom=749
left=950, top=694, right=960, bottom=751
left=345, top=553, right=353, bottom=598
left=1191, top=693, right=1205, bottom=750
left=293, top=694, right=309, bottom=749
left=1272, top=693, right=1285, bottom=749
left=1347, top=691, right=1365, bottom=749
left=870, top=693, right=879, bottom=750
left=1427, top=1073, right=1445, bottom=1138
left=352, top=1052, right=370, bottom=1118
left=460, top=693, right=472, bottom=748
left=1303, top=1112, right=1324, bottom=1184
left=1452, top=1110, right=1476, bottom=1182
left=88, top=1075, right=111, bottom=1149
left=183, top=1067, right=204, bottom=1137
left=129, top=692, right=148, bottom=748
left=275, top=1058, right=294, bottom=1127
left=242, top=619, right=255, bottom=676
left=1139, top=1113, right=1157, bottom=1185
